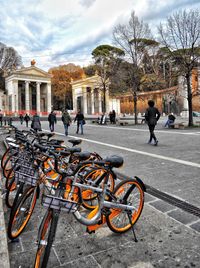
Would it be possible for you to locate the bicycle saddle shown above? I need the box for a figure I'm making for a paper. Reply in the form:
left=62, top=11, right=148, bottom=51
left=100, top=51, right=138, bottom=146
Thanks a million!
left=68, top=139, right=82, bottom=146
left=73, top=151, right=91, bottom=161
left=104, top=155, right=124, bottom=168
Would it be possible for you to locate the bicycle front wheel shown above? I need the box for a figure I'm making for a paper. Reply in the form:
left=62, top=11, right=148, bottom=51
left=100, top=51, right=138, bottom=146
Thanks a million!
left=1, top=148, right=10, bottom=170
left=34, top=209, right=59, bottom=268
left=8, top=186, right=37, bottom=239
left=106, top=178, right=144, bottom=233
left=5, top=180, right=24, bottom=209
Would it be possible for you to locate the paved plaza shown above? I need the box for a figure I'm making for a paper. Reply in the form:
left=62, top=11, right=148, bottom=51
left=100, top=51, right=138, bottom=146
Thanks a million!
left=1, top=118, right=200, bottom=267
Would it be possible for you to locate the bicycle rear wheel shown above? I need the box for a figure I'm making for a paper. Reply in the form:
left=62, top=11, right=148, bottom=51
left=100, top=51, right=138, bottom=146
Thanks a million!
left=8, top=186, right=37, bottom=239
left=106, top=178, right=144, bottom=233
left=34, top=209, right=59, bottom=268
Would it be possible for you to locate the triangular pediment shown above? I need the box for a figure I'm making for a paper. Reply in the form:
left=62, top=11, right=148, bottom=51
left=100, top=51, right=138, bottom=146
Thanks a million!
left=9, top=66, right=51, bottom=78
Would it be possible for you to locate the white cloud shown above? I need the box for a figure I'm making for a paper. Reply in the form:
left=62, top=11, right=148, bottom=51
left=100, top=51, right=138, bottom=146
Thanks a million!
left=0, top=0, right=200, bottom=70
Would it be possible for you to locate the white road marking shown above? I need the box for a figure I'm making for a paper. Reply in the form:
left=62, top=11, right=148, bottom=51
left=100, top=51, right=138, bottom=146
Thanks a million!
left=45, top=129, right=200, bottom=169
left=85, top=124, right=200, bottom=136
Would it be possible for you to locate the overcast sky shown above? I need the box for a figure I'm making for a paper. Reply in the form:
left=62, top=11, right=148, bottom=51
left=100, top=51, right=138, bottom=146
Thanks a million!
left=0, top=0, right=200, bottom=71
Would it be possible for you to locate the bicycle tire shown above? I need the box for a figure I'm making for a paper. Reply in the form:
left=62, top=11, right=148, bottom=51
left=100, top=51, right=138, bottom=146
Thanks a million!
left=34, top=209, right=59, bottom=268
left=5, top=165, right=15, bottom=190
left=8, top=186, right=37, bottom=239
left=3, top=154, right=13, bottom=178
left=5, top=181, right=24, bottom=209
left=106, top=178, right=144, bottom=233
left=1, top=148, right=10, bottom=170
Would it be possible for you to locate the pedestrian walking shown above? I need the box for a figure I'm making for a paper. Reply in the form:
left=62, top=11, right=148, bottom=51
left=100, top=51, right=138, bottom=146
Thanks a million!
left=31, top=113, right=41, bottom=132
left=74, top=110, right=85, bottom=135
left=109, top=111, right=113, bottom=124
left=61, top=109, right=71, bottom=136
left=0, top=109, right=3, bottom=127
left=19, top=114, right=24, bottom=125
left=24, top=114, right=30, bottom=127
left=112, top=110, right=116, bottom=124
left=145, top=100, right=160, bottom=146
left=48, top=111, right=57, bottom=132
left=8, top=116, right=13, bottom=126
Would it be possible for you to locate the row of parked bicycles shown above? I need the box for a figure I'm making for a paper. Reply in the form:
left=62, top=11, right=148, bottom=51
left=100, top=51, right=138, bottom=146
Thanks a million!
left=1, top=126, right=146, bottom=268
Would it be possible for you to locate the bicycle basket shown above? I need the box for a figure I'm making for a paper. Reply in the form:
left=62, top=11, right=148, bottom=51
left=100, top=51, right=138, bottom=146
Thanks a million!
left=41, top=180, right=80, bottom=213
left=15, top=164, right=39, bottom=186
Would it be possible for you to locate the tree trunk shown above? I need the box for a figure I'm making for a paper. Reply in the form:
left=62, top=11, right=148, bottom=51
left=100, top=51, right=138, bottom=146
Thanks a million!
left=103, top=86, right=106, bottom=113
left=133, top=91, right=138, bottom=124
left=186, top=73, right=193, bottom=127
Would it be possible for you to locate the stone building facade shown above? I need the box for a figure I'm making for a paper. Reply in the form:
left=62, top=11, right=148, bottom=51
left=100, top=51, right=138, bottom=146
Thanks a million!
left=119, top=86, right=179, bottom=115
left=1, top=62, right=52, bottom=115
left=120, top=68, right=200, bottom=115
left=71, top=74, right=120, bottom=115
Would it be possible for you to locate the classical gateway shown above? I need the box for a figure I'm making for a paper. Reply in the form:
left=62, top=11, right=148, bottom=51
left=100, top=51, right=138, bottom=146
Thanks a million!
left=1, top=62, right=52, bottom=115
left=71, top=74, right=120, bottom=115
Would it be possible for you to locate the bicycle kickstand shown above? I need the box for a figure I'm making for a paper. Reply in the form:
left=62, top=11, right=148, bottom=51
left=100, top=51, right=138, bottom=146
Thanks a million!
left=127, top=211, right=138, bottom=242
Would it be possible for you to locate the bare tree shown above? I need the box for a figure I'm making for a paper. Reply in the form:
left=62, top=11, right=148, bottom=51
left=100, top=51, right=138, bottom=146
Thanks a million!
left=92, top=44, right=125, bottom=113
left=0, top=42, right=22, bottom=72
left=158, top=9, right=200, bottom=126
left=113, top=11, right=152, bottom=123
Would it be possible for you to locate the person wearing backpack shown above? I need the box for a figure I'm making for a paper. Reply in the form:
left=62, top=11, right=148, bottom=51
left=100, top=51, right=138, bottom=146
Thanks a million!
left=61, top=109, right=71, bottom=136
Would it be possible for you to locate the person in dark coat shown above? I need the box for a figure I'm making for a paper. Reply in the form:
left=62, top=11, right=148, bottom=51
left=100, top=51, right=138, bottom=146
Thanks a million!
left=74, top=110, right=85, bottom=135
left=0, top=109, right=3, bottom=127
left=31, top=113, right=41, bottom=132
left=61, top=110, right=71, bottom=136
left=145, top=100, right=160, bottom=146
left=19, top=114, right=24, bottom=125
left=112, top=110, right=116, bottom=124
left=24, top=114, right=30, bottom=127
left=48, top=111, right=57, bottom=132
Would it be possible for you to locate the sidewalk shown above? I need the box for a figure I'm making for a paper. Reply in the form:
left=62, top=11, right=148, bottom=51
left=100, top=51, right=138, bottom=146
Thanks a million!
left=0, top=128, right=200, bottom=267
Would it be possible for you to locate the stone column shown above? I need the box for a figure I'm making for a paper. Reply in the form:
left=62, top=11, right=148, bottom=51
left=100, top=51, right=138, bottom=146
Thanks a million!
left=82, top=87, right=87, bottom=114
left=98, top=90, right=102, bottom=113
left=36, top=82, right=41, bottom=114
left=25, top=81, right=30, bottom=113
left=13, top=80, right=19, bottom=114
left=47, top=83, right=51, bottom=113
left=73, top=93, right=77, bottom=113
left=91, top=88, right=94, bottom=114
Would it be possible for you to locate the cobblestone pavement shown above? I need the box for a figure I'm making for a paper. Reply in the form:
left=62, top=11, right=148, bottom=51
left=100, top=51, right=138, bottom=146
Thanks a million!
left=1, top=120, right=200, bottom=268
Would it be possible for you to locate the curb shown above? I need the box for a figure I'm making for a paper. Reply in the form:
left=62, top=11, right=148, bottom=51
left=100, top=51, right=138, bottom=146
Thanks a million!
left=0, top=131, right=10, bottom=268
